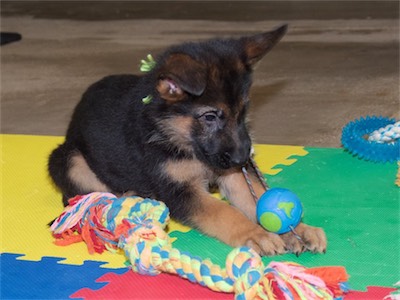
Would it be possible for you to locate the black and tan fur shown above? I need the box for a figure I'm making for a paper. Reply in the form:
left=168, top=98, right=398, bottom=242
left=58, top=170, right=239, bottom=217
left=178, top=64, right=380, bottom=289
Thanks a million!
left=48, top=25, right=327, bottom=256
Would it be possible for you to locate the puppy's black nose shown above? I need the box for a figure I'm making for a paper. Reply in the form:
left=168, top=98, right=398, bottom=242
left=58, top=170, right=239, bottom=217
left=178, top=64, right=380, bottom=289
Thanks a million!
left=227, top=149, right=250, bottom=167
left=230, top=156, right=246, bottom=167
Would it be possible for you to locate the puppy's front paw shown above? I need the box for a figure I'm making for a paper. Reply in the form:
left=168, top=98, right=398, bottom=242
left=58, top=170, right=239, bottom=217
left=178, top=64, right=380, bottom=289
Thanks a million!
left=282, top=223, right=327, bottom=255
left=244, top=226, right=286, bottom=256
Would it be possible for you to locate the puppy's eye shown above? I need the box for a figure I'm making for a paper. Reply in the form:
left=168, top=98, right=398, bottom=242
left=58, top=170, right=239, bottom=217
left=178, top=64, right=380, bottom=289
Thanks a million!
left=204, top=113, right=217, bottom=122
left=196, top=109, right=223, bottom=124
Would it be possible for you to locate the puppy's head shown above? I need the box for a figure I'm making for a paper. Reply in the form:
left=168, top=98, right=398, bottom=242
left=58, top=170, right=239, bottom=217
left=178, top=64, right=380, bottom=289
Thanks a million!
left=148, top=25, right=287, bottom=170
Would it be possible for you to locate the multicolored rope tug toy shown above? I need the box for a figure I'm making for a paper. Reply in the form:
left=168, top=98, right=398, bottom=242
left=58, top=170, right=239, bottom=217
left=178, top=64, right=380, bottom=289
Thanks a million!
left=51, top=192, right=349, bottom=300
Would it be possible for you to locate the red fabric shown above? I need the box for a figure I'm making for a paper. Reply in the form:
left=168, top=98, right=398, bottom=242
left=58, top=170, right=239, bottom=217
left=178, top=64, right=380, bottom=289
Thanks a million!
left=306, top=266, right=349, bottom=297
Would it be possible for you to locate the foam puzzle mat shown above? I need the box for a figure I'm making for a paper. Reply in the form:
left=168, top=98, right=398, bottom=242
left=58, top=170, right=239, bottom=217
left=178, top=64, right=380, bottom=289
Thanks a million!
left=1, top=134, right=398, bottom=299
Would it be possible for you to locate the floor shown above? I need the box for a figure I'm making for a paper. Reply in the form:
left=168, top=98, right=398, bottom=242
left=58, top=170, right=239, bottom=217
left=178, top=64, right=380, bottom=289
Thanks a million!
left=1, top=1, right=399, bottom=147
left=2, top=134, right=398, bottom=299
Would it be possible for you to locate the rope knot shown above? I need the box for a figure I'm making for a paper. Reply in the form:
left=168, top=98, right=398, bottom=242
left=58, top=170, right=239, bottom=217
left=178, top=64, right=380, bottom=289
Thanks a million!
left=226, top=247, right=264, bottom=299
left=120, top=220, right=170, bottom=275
left=116, top=197, right=171, bottom=276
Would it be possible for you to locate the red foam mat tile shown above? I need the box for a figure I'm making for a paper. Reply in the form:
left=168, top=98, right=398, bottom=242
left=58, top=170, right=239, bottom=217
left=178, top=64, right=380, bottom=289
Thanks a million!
left=71, top=269, right=233, bottom=300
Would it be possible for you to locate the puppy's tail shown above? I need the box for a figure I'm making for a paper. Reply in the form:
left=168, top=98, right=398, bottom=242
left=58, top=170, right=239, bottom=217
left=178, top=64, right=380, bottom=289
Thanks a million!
left=48, top=142, right=77, bottom=207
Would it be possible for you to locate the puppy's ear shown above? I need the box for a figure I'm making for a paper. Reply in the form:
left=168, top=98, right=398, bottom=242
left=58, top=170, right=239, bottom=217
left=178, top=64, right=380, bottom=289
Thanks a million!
left=241, top=24, right=288, bottom=66
left=157, top=54, right=206, bottom=102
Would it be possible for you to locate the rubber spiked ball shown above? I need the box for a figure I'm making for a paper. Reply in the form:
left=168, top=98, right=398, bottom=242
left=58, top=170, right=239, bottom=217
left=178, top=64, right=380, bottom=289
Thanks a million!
left=256, top=188, right=303, bottom=234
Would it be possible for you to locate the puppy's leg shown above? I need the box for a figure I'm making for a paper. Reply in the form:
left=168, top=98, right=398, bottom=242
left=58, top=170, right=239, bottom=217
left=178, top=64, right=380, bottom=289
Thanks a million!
left=219, top=170, right=327, bottom=255
left=218, top=170, right=265, bottom=222
left=67, top=152, right=110, bottom=194
left=49, top=145, right=111, bottom=206
left=163, top=160, right=285, bottom=256
left=191, top=191, right=285, bottom=256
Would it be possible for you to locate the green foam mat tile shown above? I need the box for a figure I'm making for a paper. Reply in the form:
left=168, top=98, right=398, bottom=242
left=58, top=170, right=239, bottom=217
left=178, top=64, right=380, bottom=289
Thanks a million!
left=266, top=147, right=399, bottom=290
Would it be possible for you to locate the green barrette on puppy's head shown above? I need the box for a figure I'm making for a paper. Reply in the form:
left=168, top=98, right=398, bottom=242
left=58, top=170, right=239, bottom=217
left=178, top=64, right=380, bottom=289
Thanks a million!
left=140, top=54, right=156, bottom=73
left=140, top=54, right=156, bottom=104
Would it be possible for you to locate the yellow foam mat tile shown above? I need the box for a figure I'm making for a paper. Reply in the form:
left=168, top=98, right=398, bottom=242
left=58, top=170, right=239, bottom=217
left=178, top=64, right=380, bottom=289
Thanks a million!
left=1, top=134, right=122, bottom=268
left=1, top=134, right=307, bottom=268
left=253, top=144, right=308, bottom=175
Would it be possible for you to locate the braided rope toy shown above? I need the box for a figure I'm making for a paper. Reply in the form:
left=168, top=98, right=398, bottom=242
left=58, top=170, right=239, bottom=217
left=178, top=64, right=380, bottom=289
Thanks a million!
left=368, top=121, right=400, bottom=143
left=341, top=116, right=400, bottom=163
left=51, top=192, right=348, bottom=299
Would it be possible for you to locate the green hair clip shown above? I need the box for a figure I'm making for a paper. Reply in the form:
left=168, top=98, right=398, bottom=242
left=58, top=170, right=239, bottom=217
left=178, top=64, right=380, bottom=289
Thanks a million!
left=140, top=54, right=156, bottom=73
left=141, top=95, right=153, bottom=105
left=140, top=54, right=156, bottom=104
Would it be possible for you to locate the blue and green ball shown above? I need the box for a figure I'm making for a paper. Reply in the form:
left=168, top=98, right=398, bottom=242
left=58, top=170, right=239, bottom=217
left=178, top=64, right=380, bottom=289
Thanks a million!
left=256, top=188, right=303, bottom=234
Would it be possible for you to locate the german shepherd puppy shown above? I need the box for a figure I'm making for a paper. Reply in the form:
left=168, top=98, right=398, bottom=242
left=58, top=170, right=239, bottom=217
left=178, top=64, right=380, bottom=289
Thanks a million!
left=48, top=25, right=327, bottom=256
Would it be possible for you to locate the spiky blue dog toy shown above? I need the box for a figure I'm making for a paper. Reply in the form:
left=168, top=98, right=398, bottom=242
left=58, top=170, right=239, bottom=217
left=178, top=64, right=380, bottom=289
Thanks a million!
left=341, top=116, right=400, bottom=163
